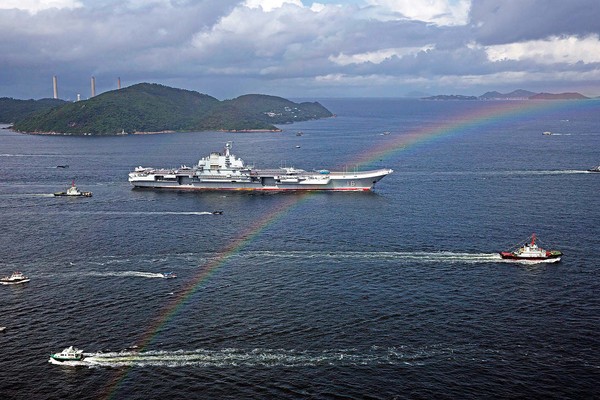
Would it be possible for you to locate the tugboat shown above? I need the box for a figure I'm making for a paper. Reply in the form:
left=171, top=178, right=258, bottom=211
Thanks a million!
left=587, top=165, right=600, bottom=173
left=54, top=181, right=92, bottom=197
left=0, top=271, right=30, bottom=285
left=49, top=346, right=85, bottom=362
left=499, top=234, right=562, bottom=262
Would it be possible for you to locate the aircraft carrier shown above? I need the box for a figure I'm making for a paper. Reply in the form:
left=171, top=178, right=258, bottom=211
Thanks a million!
left=128, top=142, right=392, bottom=191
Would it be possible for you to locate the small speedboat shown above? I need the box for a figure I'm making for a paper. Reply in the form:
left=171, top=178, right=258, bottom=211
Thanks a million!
left=212, top=210, right=224, bottom=215
left=0, top=327, right=6, bottom=332
left=542, top=131, right=553, bottom=135
left=500, top=234, right=562, bottom=262
left=54, top=181, right=92, bottom=197
left=587, top=165, right=600, bottom=173
left=161, top=272, right=177, bottom=279
left=50, top=346, right=84, bottom=362
left=0, top=271, right=30, bottom=285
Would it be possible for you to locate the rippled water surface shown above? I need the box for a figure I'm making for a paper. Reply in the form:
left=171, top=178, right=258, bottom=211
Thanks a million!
left=1, top=99, right=599, bottom=399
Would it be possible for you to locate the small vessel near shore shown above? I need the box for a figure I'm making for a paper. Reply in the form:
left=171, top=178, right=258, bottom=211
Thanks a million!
left=500, top=234, right=562, bottom=262
left=49, top=346, right=84, bottom=362
left=128, top=142, right=392, bottom=192
left=587, top=165, right=600, bottom=172
left=54, top=181, right=92, bottom=197
left=0, top=271, right=30, bottom=285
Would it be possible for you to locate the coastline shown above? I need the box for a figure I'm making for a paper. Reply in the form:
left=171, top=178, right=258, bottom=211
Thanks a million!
left=6, top=127, right=283, bottom=136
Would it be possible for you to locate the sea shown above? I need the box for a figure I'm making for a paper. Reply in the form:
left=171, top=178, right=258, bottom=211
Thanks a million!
left=0, top=98, right=599, bottom=399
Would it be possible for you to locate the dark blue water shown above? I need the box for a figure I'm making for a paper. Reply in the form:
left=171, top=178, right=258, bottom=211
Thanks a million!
left=1, top=99, right=599, bottom=399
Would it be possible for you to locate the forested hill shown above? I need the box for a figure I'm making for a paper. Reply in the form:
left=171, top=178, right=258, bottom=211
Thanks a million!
left=0, top=97, right=67, bottom=123
left=8, top=83, right=333, bottom=135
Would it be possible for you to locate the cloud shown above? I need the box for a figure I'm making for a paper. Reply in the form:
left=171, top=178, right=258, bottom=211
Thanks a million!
left=244, top=0, right=303, bottom=12
left=485, top=35, right=600, bottom=64
left=366, top=0, right=471, bottom=26
left=0, top=0, right=599, bottom=99
left=329, top=45, right=435, bottom=66
left=470, top=0, right=600, bottom=44
left=0, top=0, right=82, bottom=13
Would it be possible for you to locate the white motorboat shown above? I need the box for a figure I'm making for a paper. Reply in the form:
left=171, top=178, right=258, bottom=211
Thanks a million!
left=49, top=346, right=84, bottom=362
left=0, top=271, right=30, bottom=285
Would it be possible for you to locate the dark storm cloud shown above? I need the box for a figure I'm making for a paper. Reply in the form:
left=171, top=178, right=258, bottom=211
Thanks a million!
left=0, top=0, right=599, bottom=99
left=470, top=0, right=600, bottom=45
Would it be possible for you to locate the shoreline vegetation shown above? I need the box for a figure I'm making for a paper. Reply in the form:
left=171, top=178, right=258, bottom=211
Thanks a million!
left=1, top=86, right=594, bottom=136
left=1, top=83, right=332, bottom=136
left=12, top=128, right=284, bottom=135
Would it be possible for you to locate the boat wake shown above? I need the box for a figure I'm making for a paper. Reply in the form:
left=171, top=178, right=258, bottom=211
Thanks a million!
left=83, top=271, right=165, bottom=279
left=44, top=211, right=216, bottom=216
left=422, top=170, right=591, bottom=177
left=74, top=346, right=465, bottom=368
left=246, top=251, right=504, bottom=264
left=0, top=193, right=56, bottom=198
left=511, top=169, right=589, bottom=175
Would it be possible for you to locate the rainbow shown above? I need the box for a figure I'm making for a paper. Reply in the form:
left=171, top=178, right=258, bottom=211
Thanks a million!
left=102, top=98, right=593, bottom=398
left=101, top=193, right=311, bottom=398
left=351, top=99, right=589, bottom=168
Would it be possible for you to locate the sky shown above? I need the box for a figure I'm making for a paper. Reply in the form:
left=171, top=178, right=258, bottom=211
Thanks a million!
left=1, top=0, right=599, bottom=100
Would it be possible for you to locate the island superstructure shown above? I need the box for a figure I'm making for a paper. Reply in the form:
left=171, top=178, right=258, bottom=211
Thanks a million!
left=128, top=142, right=392, bottom=191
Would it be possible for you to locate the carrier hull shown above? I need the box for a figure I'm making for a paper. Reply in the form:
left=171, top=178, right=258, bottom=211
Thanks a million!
left=129, top=143, right=392, bottom=192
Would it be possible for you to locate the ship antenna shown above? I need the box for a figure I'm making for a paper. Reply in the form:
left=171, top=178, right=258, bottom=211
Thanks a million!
left=224, top=142, right=232, bottom=168
left=531, top=233, right=536, bottom=246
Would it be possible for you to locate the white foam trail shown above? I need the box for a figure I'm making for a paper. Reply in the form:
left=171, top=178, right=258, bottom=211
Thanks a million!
left=425, top=170, right=590, bottom=177
left=512, top=169, right=588, bottom=175
left=79, top=347, right=444, bottom=368
left=47, top=211, right=214, bottom=216
left=83, top=271, right=165, bottom=278
left=244, top=251, right=503, bottom=263
left=0, top=193, right=55, bottom=198
left=0, top=153, right=62, bottom=157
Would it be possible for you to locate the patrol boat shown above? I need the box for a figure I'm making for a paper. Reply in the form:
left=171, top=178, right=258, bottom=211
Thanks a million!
left=49, top=346, right=84, bottom=362
left=128, top=142, right=392, bottom=192
left=0, top=271, right=30, bottom=285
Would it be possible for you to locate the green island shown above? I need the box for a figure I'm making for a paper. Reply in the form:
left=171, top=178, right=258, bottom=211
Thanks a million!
left=1, top=83, right=333, bottom=135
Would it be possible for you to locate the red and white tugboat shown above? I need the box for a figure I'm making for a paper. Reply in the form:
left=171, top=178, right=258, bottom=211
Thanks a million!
left=500, top=234, right=562, bottom=262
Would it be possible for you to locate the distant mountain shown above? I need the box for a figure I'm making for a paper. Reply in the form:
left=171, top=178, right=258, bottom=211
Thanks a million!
left=479, top=90, right=537, bottom=100
left=421, top=89, right=592, bottom=101
left=529, top=92, right=590, bottom=100
left=10, top=83, right=333, bottom=135
left=0, top=97, right=67, bottom=123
